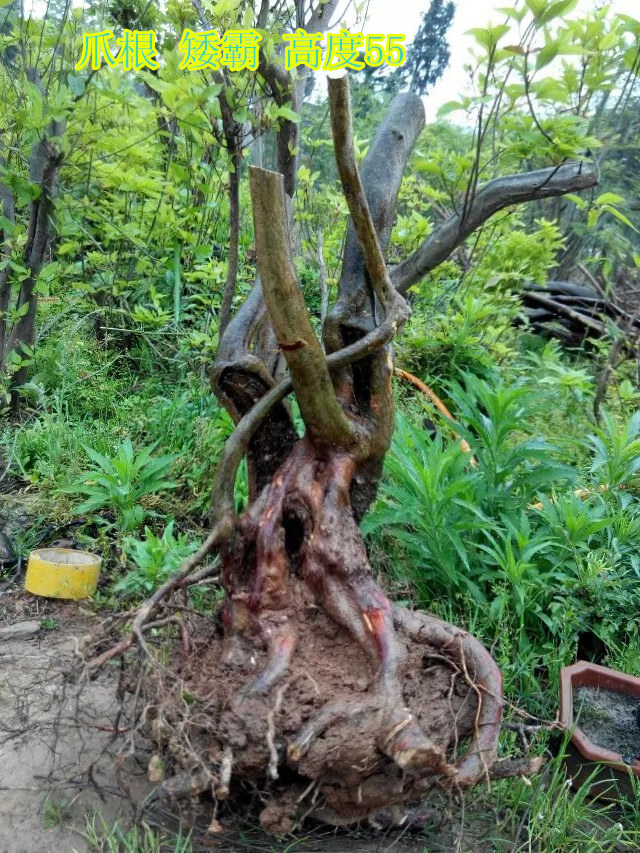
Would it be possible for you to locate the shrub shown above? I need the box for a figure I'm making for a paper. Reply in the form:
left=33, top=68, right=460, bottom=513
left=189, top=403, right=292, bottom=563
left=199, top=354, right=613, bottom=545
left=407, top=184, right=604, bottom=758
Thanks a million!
left=114, top=521, right=199, bottom=598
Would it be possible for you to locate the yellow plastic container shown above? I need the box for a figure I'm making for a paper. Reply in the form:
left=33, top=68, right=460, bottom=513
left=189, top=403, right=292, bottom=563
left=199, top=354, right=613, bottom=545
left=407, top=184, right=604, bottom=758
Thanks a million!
left=25, top=548, right=101, bottom=600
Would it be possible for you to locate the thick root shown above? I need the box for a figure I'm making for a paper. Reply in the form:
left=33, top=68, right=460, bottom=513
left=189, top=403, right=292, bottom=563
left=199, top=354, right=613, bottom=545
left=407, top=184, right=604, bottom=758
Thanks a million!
left=141, top=595, right=508, bottom=829
left=118, top=440, right=520, bottom=831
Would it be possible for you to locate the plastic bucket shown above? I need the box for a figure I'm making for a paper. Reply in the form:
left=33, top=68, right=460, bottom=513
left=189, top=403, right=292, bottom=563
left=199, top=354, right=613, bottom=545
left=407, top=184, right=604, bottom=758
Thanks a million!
left=25, top=548, right=101, bottom=600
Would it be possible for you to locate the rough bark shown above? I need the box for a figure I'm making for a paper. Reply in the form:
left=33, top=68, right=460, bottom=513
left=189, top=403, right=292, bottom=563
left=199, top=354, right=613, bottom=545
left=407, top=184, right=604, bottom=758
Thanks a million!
left=3, top=133, right=63, bottom=392
left=217, top=91, right=242, bottom=338
left=0, top=151, right=15, bottom=359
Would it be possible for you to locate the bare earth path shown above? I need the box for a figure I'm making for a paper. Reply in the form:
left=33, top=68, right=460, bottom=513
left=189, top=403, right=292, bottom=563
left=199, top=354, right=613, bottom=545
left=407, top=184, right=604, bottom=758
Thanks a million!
left=0, top=590, right=150, bottom=853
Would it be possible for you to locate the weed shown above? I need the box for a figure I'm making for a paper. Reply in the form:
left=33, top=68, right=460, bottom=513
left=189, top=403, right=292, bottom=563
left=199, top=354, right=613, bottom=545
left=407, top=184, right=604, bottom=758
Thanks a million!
left=41, top=796, right=67, bottom=828
left=83, top=813, right=192, bottom=852
left=115, top=521, right=199, bottom=598
left=491, top=743, right=640, bottom=851
left=63, top=439, right=177, bottom=532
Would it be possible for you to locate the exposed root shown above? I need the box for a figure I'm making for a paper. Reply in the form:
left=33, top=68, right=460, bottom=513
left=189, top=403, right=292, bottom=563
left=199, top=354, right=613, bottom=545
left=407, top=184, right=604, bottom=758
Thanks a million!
left=488, top=756, right=546, bottom=780
left=380, top=705, right=452, bottom=774
left=266, top=686, right=286, bottom=780
left=287, top=700, right=373, bottom=763
left=233, top=629, right=296, bottom=707
left=78, top=439, right=539, bottom=832
left=215, top=747, right=233, bottom=800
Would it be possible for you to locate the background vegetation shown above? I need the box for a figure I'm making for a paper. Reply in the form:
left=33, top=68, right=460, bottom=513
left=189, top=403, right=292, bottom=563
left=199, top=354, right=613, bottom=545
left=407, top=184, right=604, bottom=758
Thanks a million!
left=1, top=0, right=640, bottom=849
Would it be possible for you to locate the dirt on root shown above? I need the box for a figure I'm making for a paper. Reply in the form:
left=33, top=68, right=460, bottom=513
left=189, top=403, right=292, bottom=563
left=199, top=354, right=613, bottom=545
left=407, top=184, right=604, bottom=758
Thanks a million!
left=147, top=579, right=479, bottom=831
left=0, top=586, right=510, bottom=852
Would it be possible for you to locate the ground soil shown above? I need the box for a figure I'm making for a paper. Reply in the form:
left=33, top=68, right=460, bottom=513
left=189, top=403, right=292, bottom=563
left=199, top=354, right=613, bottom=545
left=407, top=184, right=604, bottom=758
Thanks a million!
left=574, top=685, right=640, bottom=760
left=0, top=583, right=509, bottom=852
left=0, top=588, right=152, bottom=853
left=144, top=576, right=481, bottom=834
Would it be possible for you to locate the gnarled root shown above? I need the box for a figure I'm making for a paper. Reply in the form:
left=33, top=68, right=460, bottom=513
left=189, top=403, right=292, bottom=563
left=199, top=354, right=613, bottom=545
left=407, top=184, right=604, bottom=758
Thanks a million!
left=134, top=439, right=519, bottom=832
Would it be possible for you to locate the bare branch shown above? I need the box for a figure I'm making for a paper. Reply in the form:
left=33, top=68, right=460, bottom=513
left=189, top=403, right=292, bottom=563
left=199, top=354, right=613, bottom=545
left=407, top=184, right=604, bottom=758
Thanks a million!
left=522, top=289, right=607, bottom=337
left=248, top=165, right=355, bottom=449
left=324, top=89, right=425, bottom=351
left=327, top=74, right=401, bottom=315
left=391, top=162, right=598, bottom=294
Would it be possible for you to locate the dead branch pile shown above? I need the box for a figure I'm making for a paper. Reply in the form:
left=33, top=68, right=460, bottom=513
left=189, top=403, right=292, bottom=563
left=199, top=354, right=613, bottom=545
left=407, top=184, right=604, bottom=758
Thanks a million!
left=518, top=279, right=640, bottom=350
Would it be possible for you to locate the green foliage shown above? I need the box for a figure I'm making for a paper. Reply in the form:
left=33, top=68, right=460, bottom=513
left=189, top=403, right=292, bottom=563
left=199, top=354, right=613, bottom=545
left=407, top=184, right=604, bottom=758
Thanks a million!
left=115, top=520, right=199, bottom=598
left=83, top=813, right=192, bottom=853
left=491, top=740, right=640, bottom=850
left=130, top=385, right=239, bottom=512
left=588, top=409, right=640, bottom=490
left=363, top=414, right=485, bottom=600
left=396, top=291, right=507, bottom=385
left=368, top=374, right=640, bottom=674
left=64, top=439, right=177, bottom=532
left=1, top=0, right=640, bottom=844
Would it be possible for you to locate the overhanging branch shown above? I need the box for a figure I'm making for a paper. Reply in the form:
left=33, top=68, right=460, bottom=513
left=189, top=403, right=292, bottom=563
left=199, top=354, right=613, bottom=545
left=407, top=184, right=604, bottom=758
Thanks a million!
left=390, top=162, right=598, bottom=294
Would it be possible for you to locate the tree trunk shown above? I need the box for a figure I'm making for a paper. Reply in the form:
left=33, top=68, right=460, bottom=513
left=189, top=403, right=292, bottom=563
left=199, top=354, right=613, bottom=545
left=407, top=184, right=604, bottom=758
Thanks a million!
left=1, top=79, right=63, bottom=400
left=90, top=73, right=598, bottom=833
left=143, top=81, right=507, bottom=830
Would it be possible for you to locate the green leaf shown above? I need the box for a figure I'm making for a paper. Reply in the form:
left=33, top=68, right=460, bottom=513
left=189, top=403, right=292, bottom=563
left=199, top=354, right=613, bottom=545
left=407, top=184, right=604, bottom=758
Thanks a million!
left=537, top=0, right=578, bottom=25
left=524, top=0, right=547, bottom=19
left=466, top=25, right=510, bottom=51
left=536, top=42, right=559, bottom=71
left=601, top=205, right=638, bottom=232
left=276, top=105, right=300, bottom=123
left=57, top=242, right=78, bottom=256
left=595, top=192, right=624, bottom=206
left=438, top=100, right=466, bottom=116
left=67, top=73, right=85, bottom=98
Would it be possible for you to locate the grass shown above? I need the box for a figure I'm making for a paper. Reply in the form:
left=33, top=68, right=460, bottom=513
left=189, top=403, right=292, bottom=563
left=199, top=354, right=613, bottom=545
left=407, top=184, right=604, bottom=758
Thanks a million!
left=82, top=814, right=192, bottom=852
left=489, top=747, right=640, bottom=852
left=77, top=755, right=639, bottom=852
left=42, top=796, right=68, bottom=828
